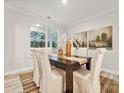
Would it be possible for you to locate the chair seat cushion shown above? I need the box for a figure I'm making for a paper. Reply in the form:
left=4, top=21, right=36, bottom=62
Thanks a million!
left=51, top=68, right=65, bottom=78
left=74, top=68, right=90, bottom=79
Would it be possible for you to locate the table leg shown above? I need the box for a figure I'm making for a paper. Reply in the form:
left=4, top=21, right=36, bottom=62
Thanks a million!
left=66, top=67, right=73, bottom=93
left=86, top=58, right=91, bottom=70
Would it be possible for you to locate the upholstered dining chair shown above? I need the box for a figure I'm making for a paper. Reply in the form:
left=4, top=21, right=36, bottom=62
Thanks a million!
left=73, top=48, right=107, bottom=93
left=46, top=47, right=53, bottom=55
left=71, top=48, right=88, bottom=69
left=31, top=48, right=53, bottom=87
left=77, top=48, right=88, bottom=57
left=31, top=48, right=41, bottom=87
left=35, top=48, right=64, bottom=93
left=78, top=48, right=88, bottom=69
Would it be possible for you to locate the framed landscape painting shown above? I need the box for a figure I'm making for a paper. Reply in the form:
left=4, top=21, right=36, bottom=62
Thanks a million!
left=88, top=26, right=112, bottom=50
left=72, top=32, right=87, bottom=48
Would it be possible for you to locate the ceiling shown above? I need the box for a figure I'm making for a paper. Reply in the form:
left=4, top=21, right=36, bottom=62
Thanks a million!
left=5, top=0, right=118, bottom=26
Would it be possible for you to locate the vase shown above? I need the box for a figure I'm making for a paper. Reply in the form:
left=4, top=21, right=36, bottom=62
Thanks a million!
left=58, top=47, right=63, bottom=57
left=66, top=41, right=71, bottom=57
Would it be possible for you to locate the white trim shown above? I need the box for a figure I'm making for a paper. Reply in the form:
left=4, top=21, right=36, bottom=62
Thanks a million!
left=68, top=7, right=119, bottom=27
left=101, top=68, right=119, bottom=81
left=5, top=4, right=118, bottom=28
left=4, top=4, right=67, bottom=28
left=4, top=67, right=34, bottom=76
left=4, top=66, right=119, bottom=81
left=101, top=68, right=119, bottom=75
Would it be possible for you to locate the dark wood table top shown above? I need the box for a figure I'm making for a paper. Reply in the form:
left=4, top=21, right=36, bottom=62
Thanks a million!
left=49, top=54, right=91, bottom=66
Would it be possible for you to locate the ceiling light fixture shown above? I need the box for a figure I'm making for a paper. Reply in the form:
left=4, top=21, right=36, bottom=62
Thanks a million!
left=62, top=0, right=67, bottom=4
left=36, top=24, right=40, bottom=27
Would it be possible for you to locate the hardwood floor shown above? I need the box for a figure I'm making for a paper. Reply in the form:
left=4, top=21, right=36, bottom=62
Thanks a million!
left=100, top=76, right=119, bottom=93
left=5, top=72, right=119, bottom=93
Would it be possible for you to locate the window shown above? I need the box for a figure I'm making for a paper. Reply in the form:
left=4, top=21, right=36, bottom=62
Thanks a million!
left=30, top=31, right=45, bottom=47
left=47, top=27, right=58, bottom=52
left=30, top=24, right=46, bottom=48
left=30, top=24, right=58, bottom=52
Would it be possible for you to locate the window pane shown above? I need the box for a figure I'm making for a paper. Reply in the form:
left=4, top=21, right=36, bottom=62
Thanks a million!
left=52, top=41, right=57, bottom=48
left=30, top=24, right=58, bottom=50
left=47, top=27, right=58, bottom=52
left=30, top=24, right=46, bottom=48
left=30, top=31, right=37, bottom=41
left=39, top=41, right=45, bottom=47
left=31, top=41, right=35, bottom=47
left=35, top=41, right=39, bottom=47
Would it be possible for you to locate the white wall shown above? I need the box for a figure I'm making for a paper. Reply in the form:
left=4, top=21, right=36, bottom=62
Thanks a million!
left=5, top=8, right=15, bottom=73
left=4, top=7, right=66, bottom=75
left=67, top=8, right=119, bottom=74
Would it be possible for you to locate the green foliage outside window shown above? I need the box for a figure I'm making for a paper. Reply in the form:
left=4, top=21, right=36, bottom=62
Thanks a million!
left=47, top=28, right=58, bottom=52
left=30, top=25, right=58, bottom=53
left=30, top=31, right=45, bottom=47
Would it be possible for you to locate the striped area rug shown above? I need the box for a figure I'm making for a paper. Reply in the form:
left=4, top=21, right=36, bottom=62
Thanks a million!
left=4, top=74, right=24, bottom=93
left=19, top=72, right=119, bottom=93
left=20, top=72, right=40, bottom=93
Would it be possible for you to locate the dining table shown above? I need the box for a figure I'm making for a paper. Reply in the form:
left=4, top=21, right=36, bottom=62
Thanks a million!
left=49, top=54, right=92, bottom=93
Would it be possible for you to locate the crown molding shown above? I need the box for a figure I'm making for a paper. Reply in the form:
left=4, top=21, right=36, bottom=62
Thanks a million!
left=4, top=4, right=118, bottom=28
left=68, top=7, right=119, bottom=27
left=4, top=4, right=67, bottom=28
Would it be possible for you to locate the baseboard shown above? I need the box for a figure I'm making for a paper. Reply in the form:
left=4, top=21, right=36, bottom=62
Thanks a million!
left=101, top=69, right=119, bottom=81
left=4, top=67, right=119, bottom=81
left=4, top=67, right=34, bottom=76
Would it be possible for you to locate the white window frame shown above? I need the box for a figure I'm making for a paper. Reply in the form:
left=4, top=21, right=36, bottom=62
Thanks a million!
left=30, top=24, right=59, bottom=50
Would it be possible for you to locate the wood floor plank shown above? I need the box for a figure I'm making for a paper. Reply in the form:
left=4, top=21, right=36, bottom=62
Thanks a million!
left=100, top=76, right=105, bottom=82
left=22, top=81, right=34, bottom=86
left=101, top=77, right=108, bottom=87
left=23, top=83, right=36, bottom=89
left=101, top=78, right=112, bottom=93
left=110, top=81, right=119, bottom=93
left=105, top=80, right=114, bottom=93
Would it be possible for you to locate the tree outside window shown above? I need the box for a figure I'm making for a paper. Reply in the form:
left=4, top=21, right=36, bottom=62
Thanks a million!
left=30, top=24, right=58, bottom=52
left=47, top=27, right=58, bottom=53
left=30, top=31, right=45, bottom=47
